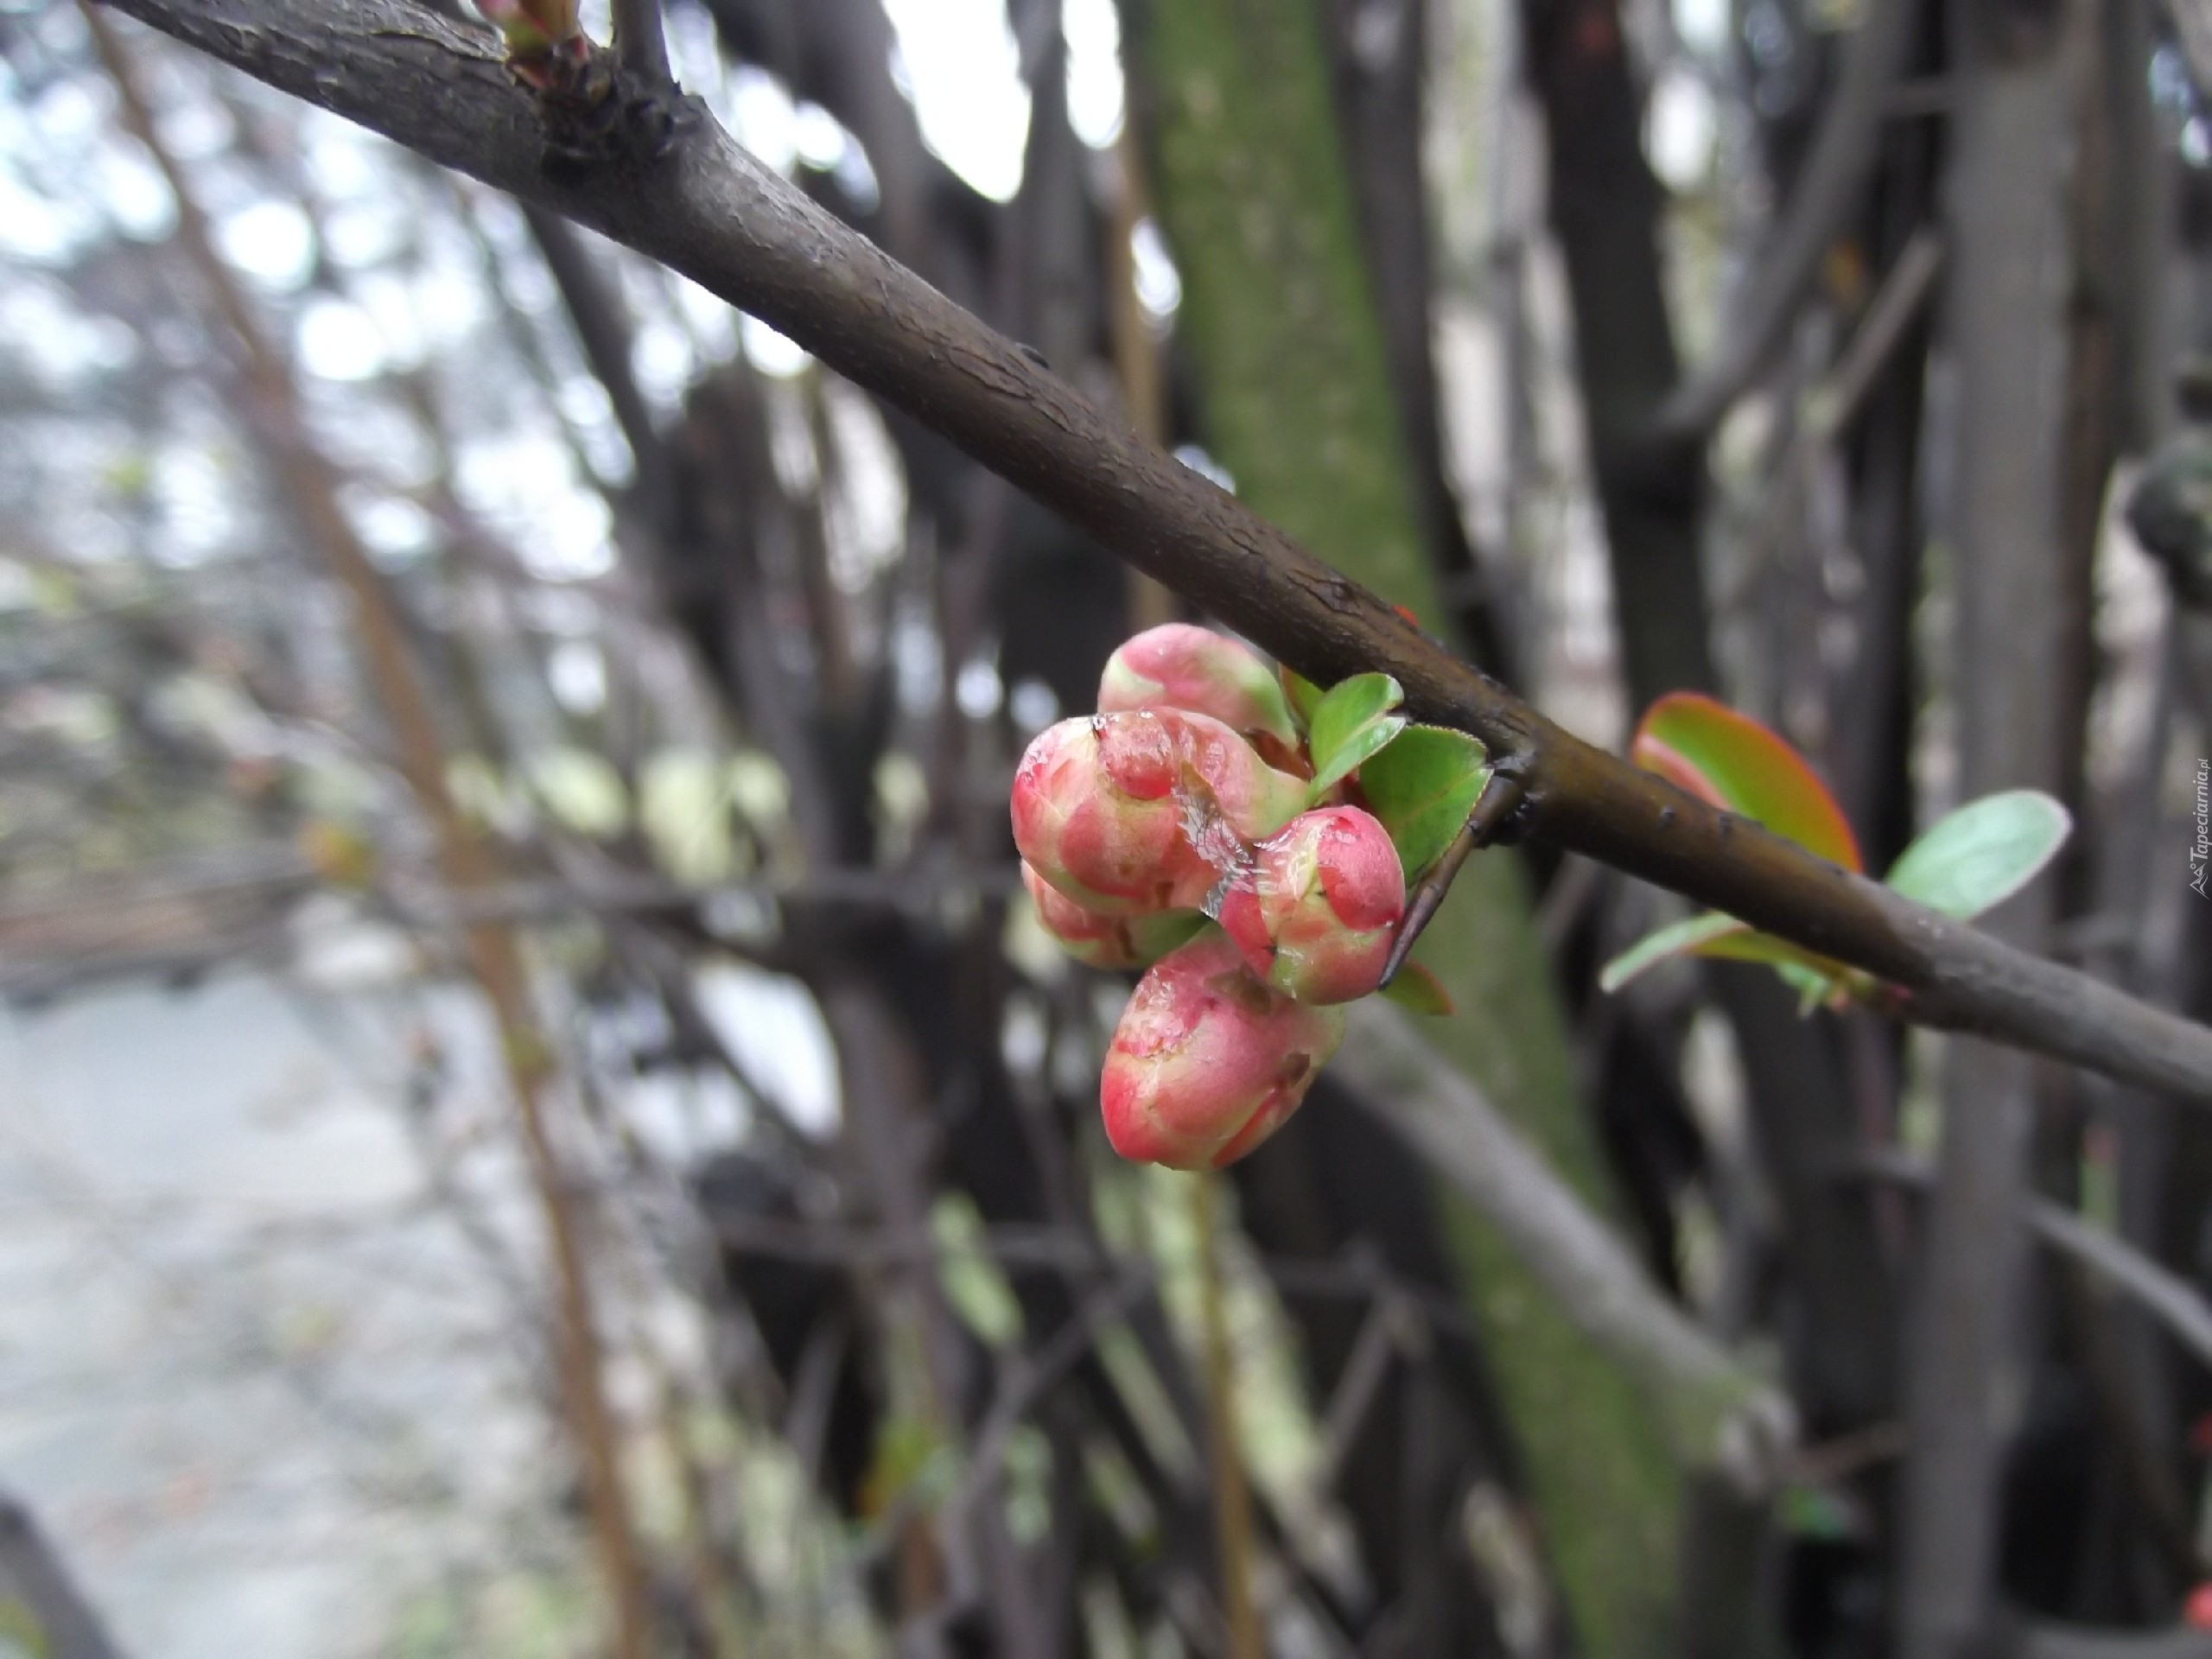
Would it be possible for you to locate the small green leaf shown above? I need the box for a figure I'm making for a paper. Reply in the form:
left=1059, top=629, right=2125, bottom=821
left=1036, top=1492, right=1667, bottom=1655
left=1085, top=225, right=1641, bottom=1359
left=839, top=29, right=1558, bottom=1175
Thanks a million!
left=1357, top=723, right=1490, bottom=879
left=1281, top=666, right=1325, bottom=732
left=1379, top=960, right=1454, bottom=1015
left=1599, top=910, right=1849, bottom=995
left=1883, top=789, right=2071, bottom=919
left=1599, top=912, right=1751, bottom=993
left=1306, top=672, right=1405, bottom=796
left=1309, top=713, right=1407, bottom=798
left=1630, top=692, right=1862, bottom=873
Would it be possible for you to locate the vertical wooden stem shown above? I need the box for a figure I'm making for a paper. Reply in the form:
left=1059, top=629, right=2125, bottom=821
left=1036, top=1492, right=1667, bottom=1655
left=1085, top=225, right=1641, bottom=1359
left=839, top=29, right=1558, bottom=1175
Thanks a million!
left=1897, top=0, right=2075, bottom=1650
left=1192, top=1172, right=1261, bottom=1659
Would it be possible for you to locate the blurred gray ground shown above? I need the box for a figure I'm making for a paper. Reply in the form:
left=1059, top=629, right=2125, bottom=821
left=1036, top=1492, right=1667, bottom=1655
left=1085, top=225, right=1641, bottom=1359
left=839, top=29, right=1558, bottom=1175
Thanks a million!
left=0, top=969, right=594, bottom=1658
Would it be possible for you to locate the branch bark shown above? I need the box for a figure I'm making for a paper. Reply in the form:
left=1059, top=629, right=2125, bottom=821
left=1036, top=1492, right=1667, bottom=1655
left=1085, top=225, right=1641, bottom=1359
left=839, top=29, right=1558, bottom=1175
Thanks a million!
left=1897, top=1, right=2076, bottom=1644
left=98, top=0, right=2212, bottom=1107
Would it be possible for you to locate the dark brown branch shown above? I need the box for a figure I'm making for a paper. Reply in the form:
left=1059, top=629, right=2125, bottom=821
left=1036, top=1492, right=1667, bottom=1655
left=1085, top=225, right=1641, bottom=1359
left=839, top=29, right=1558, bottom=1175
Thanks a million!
left=1650, top=0, right=1923, bottom=442
left=99, top=0, right=2212, bottom=1105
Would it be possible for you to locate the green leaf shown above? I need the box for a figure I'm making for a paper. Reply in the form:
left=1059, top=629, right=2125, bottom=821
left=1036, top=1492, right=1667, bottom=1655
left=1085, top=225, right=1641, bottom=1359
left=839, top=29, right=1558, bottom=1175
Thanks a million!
left=1379, top=960, right=1454, bottom=1015
left=1630, top=692, right=1862, bottom=873
left=1775, top=958, right=1841, bottom=1014
left=1281, top=666, right=1325, bottom=733
left=1599, top=912, right=1750, bottom=993
left=1357, top=723, right=1490, bottom=879
left=1306, top=672, right=1406, bottom=796
left=1310, top=713, right=1408, bottom=798
left=1598, top=910, right=1847, bottom=995
left=1883, top=789, right=2071, bottom=919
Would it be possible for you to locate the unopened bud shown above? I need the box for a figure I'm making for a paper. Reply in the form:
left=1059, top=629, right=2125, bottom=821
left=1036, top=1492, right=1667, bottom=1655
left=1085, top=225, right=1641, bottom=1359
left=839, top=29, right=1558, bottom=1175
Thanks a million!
left=1012, top=717, right=1218, bottom=913
left=1100, top=931, right=1344, bottom=1169
left=1013, top=710, right=1306, bottom=913
left=1022, top=862, right=1202, bottom=970
left=1092, top=706, right=1306, bottom=841
left=1099, top=624, right=1300, bottom=756
left=479, top=0, right=582, bottom=54
left=1217, top=806, right=1404, bottom=1004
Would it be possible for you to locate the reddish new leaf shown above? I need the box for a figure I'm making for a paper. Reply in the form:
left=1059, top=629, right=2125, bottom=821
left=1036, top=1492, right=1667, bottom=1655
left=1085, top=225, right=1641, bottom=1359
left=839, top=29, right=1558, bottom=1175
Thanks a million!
left=1630, top=692, right=1862, bottom=874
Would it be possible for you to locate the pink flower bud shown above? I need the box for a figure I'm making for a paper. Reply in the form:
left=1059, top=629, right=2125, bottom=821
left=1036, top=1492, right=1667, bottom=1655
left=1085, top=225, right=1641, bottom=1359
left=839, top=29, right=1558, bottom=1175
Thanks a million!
left=1011, top=710, right=1306, bottom=914
left=1012, top=717, right=1217, bottom=914
left=1096, top=706, right=1307, bottom=842
left=1101, top=931, right=1345, bottom=1169
left=1217, top=807, right=1405, bottom=1005
left=1099, top=625, right=1300, bottom=755
left=1022, top=862, right=1202, bottom=970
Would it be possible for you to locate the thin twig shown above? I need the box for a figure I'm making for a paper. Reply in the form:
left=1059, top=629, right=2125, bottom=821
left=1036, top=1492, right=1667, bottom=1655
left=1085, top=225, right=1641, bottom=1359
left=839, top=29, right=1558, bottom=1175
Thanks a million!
left=1651, top=0, right=1923, bottom=442
left=1334, top=1001, right=1797, bottom=1488
left=1812, top=229, right=1946, bottom=442
left=608, top=0, right=667, bottom=80
left=945, top=1272, right=1152, bottom=1541
left=1865, top=1149, right=2212, bottom=1371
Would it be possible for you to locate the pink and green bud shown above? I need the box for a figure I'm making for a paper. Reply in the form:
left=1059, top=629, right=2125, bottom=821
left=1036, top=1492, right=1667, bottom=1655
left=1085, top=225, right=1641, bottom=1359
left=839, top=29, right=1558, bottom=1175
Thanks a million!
left=1101, top=931, right=1345, bottom=1169
left=1022, top=861, right=1203, bottom=970
left=1098, top=706, right=1306, bottom=841
left=1012, top=716, right=1220, bottom=914
left=1099, top=625, right=1301, bottom=760
left=1217, top=806, right=1404, bottom=1005
left=1011, top=710, right=1306, bottom=914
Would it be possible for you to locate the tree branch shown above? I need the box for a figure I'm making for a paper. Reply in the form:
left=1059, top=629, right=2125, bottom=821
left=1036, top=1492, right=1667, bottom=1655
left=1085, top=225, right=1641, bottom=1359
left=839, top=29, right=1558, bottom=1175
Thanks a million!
left=1866, top=1148, right=2212, bottom=1374
left=609, top=0, right=667, bottom=80
left=99, top=0, right=2212, bottom=1105
left=1334, top=1001, right=1796, bottom=1487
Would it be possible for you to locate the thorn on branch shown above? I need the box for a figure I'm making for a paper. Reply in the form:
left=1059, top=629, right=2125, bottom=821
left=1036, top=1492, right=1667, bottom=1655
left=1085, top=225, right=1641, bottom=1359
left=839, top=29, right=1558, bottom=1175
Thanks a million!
left=1379, top=762, right=1531, bottom=986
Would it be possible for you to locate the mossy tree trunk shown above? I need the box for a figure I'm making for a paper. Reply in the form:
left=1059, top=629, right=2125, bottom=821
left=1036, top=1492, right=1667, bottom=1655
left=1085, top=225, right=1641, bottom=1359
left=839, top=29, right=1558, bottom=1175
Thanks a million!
left=1124, top=2, right=1680, bottom=1649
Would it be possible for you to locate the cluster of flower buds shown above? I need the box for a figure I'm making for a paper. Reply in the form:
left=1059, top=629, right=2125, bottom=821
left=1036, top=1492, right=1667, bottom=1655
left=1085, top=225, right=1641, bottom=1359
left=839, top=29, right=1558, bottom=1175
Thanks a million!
left=1012, top=626, right=1410, bottom=1170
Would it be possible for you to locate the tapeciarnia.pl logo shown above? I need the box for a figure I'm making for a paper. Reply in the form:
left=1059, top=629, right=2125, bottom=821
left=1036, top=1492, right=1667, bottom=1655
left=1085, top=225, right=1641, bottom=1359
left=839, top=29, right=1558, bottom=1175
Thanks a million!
left=2195, top=760, right=2210, bottom=899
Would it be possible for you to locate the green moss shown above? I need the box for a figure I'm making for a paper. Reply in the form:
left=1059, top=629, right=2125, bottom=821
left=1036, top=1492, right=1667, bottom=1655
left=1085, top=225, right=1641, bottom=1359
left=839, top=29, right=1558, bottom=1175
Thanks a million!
left=1143, top=2, right=1433, bottom=624
left=1135, top=1, right=1680, bottom=1648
